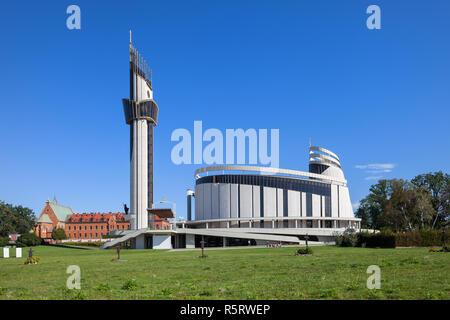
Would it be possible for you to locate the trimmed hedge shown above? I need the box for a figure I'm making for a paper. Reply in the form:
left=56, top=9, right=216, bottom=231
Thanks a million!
left=335, top=230, right=444, bottom=248
left=357, top=232, right=396, bottom=248
left=64, top=241, right=106, bottom=247
left=395, top=229, right=443, bottom=247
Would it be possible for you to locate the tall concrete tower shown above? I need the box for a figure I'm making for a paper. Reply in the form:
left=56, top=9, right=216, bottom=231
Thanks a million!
left=122, top=33, right=159, bottom=230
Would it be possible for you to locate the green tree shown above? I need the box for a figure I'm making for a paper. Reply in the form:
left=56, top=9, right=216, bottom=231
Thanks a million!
left=0, top=203, right=19, bottom=237
left=411, top=171, right=450, bottom=228
left=356, top=178, right=436, bottom=231
left=355, top=179, right=393, bottom=230
left=0, top=201, right=36, bottom=237
left=383, top=179, right=417, bottom=231
left=52, top=228, right=67, bottom=242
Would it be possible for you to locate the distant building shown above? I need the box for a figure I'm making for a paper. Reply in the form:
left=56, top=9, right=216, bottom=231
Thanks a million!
left=65, top=212, right=130, bottom=240
left=34, top=198, right=133, bottom=241
left=35, top=198, right=73, bottom=241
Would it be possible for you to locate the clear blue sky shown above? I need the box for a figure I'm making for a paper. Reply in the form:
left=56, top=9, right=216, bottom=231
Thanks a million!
left=0, top=0, right=449, bottom=218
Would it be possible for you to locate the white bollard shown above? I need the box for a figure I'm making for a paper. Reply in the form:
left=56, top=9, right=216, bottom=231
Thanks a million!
left=3, top=247, right=9, bottom=258
left=16, top=247, right=22, bottom=258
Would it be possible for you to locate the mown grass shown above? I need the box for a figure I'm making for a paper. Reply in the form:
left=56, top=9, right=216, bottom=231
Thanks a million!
left=0, top=245, right=448, bottom=300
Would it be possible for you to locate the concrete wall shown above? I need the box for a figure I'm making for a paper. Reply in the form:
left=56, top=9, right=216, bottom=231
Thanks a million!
left=263, top=187, right=276, bottom=218
left=239, top=184, right=252, bottom=218
left=219, top=184, right=230, bottom=219
left=153, top=235, right=172, bottom=249
left=288, top=190, right=300, bottom=217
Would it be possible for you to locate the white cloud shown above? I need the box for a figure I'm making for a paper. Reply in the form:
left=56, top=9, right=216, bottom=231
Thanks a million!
left=355, top=163, right=395, bottom=170
left=365, top=176, right=383, bottom=181
left=355, top=163, right=396, bottom=181
left=352, top=202, right=360, bottom=210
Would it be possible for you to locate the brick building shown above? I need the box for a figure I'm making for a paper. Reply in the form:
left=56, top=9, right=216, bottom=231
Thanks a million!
left=35, top=199, right=172, bottom=241
left=65, top=212, right=130, bottom=240
left=35, top=198, right=131, bottom=241
left=35, top=198, right=73, bottom=242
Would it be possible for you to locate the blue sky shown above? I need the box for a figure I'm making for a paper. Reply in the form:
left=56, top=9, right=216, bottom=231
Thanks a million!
left=0, top=1, right=449, bottom=218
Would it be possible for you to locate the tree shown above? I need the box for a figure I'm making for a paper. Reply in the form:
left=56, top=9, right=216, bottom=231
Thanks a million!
left=356, top=177, right=436, bottom=231
left=355, top=179, right=393, bottom=230
left=382, top=179, right=414, bottom=231
left=411, top=171, right=450, bottom=228
left=52, top=228, right=67, bottom=242
left=0, top=204, right=19, bottom=237
left=0, top=201, right=36, bottom=237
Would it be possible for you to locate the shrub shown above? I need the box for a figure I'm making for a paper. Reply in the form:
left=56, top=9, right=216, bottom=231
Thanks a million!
left=0, top=236, right=9, bottom=246
left=335, top=232, right=358, bottom=247
left=24, top=256, right=40, bottom=265
left=18, top=232, right=42, bottom=247
left=52, top=228, right=67, bottom=242
left=296, top=247, right=313, bottom=255
left=121, top=279, right=138, bottom=291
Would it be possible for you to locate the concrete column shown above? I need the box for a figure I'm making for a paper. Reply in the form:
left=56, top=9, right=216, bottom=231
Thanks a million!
left=227, top=221, right=230, bottom=229
left=295, top=220, right=298, bottom=228
left=136, top=234, right=146, bottom=249
left=223, top=237, right=227, bottom=247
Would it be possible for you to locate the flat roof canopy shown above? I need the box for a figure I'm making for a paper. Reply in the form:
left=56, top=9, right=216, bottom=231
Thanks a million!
left=148, top=208, right=174, bottom=219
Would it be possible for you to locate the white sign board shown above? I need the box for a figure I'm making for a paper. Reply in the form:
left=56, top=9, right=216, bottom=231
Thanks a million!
left=3, top=247, right=9, bottom=258
left=16, top=247, right=22, bottom=258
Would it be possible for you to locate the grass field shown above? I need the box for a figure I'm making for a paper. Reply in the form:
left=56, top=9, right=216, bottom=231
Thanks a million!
left=0, top=245, right=449, bottom=300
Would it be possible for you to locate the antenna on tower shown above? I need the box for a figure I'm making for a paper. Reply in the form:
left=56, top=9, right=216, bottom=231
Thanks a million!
left=309, top=138, right=311, bottom=148
left=129, top=30, right=132, bottom=44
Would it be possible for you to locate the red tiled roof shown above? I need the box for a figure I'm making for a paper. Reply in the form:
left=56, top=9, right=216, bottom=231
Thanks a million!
left=66, top=212, right=128, bottom=223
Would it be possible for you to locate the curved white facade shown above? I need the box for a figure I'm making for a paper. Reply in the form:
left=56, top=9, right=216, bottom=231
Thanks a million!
left=188, top=146, right=360, bottom=233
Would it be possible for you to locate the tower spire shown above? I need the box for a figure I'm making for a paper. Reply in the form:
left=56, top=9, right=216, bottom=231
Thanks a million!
left=129, top=30, right=132, bottom=44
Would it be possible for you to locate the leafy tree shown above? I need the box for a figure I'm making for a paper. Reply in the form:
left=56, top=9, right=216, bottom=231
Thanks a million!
left=356, top=177, right=437, bottom=231
left=411, top=171, right=450, bottom=228
left=52, top=228, right=67, bottom=242
left=0, top=203, right=20, bottom=237
left=0, top=201, right=36, bottom=237
left=356, top=180, right=393, bottom=230
left=384, top=179, right=417, bottom=231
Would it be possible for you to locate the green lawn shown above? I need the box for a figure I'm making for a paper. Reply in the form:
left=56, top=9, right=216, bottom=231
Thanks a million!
left=0, top=245, right=449, bottom=300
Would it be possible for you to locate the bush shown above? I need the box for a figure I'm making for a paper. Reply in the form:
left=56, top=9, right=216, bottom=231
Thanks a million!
left=336, top=232, right=358, bottom=247
left=0, top=236, right=9, bottom=246
left=18, top=232, right=42, bottom=247
left=296, top=247, right=314, bottom=255
left=357, top=231, right=396, bottom=248
left=121, top=279, right=138, bottom=291
left=52, top=228, right=67, bottom=242
left=24, top=256, right=40, bottom=265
